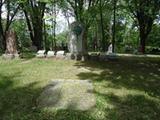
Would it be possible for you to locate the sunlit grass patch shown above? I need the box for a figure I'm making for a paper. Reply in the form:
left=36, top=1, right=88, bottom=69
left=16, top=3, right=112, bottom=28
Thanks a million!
left=0, top=57, right=160, bottom=120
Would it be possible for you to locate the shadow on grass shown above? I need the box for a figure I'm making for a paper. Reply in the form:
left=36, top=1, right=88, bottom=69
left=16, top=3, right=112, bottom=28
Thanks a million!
left=0, top=73, right=96, bottom=120
left=74, top=57, right=160, bottom=120
left=20, top=51, right=36, bottom=60
left=1, top=57, right=160, bottom=120
left=76, top=57, right=160, bottom=98
left=95, top=91, right=160, bottom=120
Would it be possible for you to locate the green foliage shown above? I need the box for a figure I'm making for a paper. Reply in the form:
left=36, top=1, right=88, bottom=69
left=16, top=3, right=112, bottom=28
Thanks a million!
left=11, top=20, right=31, bottom=50
left=147, top=24, right=160, bottom=47
left=56, top=31, right=68, bottom=45
left=1, top=0, right=160, bottom=54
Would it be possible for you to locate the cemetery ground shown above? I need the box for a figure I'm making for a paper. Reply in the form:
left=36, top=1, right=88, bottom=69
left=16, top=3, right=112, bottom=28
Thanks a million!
left=0, top=56, right=160, bottom=120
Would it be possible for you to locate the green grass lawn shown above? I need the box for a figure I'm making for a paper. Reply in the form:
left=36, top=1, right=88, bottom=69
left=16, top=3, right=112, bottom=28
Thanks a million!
left=0, top=57, right=160, bottom=120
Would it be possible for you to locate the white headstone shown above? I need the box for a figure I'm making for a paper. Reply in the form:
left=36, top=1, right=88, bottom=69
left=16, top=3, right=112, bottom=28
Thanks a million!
left=56, top=51, right=65, bottom=59
left=47, top=51, right=55, bottom=58
left=107, top=44, right=113, bottom=54
left=56, top=51, right=65, bottom=56
left=36, top=50, right=46, bottom=58
left=37, top=50, right=45, bottom=54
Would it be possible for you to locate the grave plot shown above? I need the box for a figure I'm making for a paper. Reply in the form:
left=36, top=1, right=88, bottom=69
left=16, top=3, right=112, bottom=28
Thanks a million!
left=38, top=79, right=96, bottom=111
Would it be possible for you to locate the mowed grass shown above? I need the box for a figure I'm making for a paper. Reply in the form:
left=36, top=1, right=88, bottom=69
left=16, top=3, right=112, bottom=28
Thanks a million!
left=0, top=57, right=160, bottom=120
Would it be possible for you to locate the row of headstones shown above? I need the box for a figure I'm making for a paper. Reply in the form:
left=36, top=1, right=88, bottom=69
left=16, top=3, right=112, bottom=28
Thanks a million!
left=2, top=22, right=114, bottom=61
left=36, top=50, right=118, bottom=61
left=36, top=50, right=65, bottom=59
left=36, top=50, right=90, bottom=61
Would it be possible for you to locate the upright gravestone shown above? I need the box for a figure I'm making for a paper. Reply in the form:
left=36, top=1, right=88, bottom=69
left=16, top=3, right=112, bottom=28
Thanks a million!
left=107, top=44, right=113, bottom=54
left=68, top=22, right=87, bottom=60
left=3, top=30, right=19, bottom=59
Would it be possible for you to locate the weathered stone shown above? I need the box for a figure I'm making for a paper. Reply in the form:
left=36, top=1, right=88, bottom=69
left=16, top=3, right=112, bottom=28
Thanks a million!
left=36, top=50, right=46, bottom=58
left=81, top=54, right=89, bottom=61
left=107, top=44, right=113, bottom=54
left=56, top=51, right=65, bottom=59
left=70, top=54, right=76, bottom=60
left=56, top=51, right=65, bottom=56
left=76, top=54, right=82, bottom=61
left=65, top=53, right=73, bottom=60
left=38, top=80, right=96, bottom=111
left=47, top=51, right=55, bottom=58
left=68, top=22, right=88, bottom=61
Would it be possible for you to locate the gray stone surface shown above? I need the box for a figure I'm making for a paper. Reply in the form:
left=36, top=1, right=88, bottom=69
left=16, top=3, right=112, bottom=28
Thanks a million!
left=68, top=22, right=88, bottom=60
left=36, top=50, right=46, bottom=58
left=47, top=51, right=55, bottom=58
left=38, top=80, right=96, bottom=111
left=2, top=53, right=19, bottom=60
left=56, top=51, right=65, bottom=59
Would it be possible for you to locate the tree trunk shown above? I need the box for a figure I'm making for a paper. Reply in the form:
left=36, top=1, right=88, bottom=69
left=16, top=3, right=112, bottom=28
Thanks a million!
left=99, top=0, right=105, bottom=52
left=138, top=18, right=153, bottom=54
left=139, top=26, right=146, bottom=54
left=32, top=18, right=43, bottom=50
left=82, top=28, right=88, bottom=54
left=5, top=30, right=17, bottom=54
left=112, top=0, right=116, bottom=53
left=23, top=10, right=34, bottom=46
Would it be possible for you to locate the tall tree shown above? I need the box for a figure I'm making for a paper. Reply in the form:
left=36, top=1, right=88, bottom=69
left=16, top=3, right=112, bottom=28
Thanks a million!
left=127, top=0, right=160, bottom=53
left=19, top=0, right=46, bottom=50
left=0, top=0, right=19, bottom=51
left=112, top=0, right=117, bottom=53
left=64, top=0, right=98, bottom=53
left=99, top=0, right=105, bottom=52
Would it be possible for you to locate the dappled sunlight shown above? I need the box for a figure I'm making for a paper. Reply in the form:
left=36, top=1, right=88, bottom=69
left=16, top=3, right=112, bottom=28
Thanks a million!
left=76, top=57, right=160, bottom=98
left=93, top=90, right=160, bottom=120
left=0, top=73, right=41, bottom=119
left=0, top=57, right=159, bottom=119
left=38, top=80, right=96, bottom=111
left=74, top=57, right=160, bottom=119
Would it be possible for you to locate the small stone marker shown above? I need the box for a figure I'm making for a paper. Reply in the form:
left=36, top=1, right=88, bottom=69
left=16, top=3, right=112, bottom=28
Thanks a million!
left=38, top=80, right=96, bottom=111
left=107, top=44, right=113, bottom=54
left=106, top=44, right=118, bottom=60
left=36, top=50, right=46, bottom=58
left=56, top=51, right=65, bottom=55
left=56, top=51, right=65, bottom=59
left=47, top=51, right=55, bottom=58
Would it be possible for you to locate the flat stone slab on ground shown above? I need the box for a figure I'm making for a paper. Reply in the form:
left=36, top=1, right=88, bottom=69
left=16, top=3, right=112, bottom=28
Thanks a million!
left=38, top=79, right=96, bottom=111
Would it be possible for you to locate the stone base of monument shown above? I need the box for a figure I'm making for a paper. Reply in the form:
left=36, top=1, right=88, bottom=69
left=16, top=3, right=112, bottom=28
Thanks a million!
left=99, top=53, right=118, bottom=61
left=65, top=53, right=72, bottom=60
left=89, top=54, right=100, bottom=61
left=106, top=53, right=118, bottom=60
left=2, top=54, right=19, bottom=60
left=66, top=53, right=89, bottom=61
